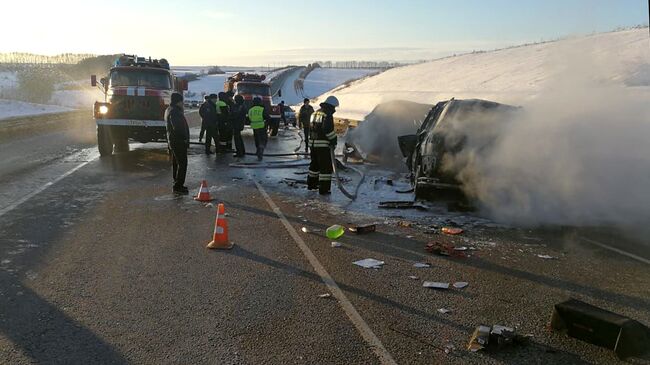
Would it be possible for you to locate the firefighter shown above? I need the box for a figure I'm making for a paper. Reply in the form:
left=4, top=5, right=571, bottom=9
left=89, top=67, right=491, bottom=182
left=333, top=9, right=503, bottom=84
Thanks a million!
left=165, top=93, right=190, bottom=194
left=231, top=94, right=247, bottom=157
left=298, top=98, right=314, bottom=153
left=202, top=94, right=219, bottom=154
left=307, top=96, right=339, bottom=195
left=247, top=97, right=269, bottom=161
left=216, top=92, right=231, bottom=153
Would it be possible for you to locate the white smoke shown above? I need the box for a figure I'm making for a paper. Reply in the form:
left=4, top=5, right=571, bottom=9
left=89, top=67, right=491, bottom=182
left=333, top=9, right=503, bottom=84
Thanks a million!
left=448, top=40, right=650, bottom=226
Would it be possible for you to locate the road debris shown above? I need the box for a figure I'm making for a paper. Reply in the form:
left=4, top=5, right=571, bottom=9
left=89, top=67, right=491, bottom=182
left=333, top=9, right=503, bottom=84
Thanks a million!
left=551, top=299, right=650, bottom=359
left=301, top=227, right=309, bottom=233
left=318, top=293, right=332, bottom=299
left=454, top=246, right=468, bottom=251
left=537, top=254, right=556, bottom=259
left=438, top=308, right=452, bottom=314
left=444, top=343, right=456, bottom=354
left=397, top=220, right=413, bottom=228
left=423, top=281, right=450, bottom=289
left=413, top=262, right=431, bottom=268
left=441, top=227, right=464, bottom=235
left=425, top=242, right=467, bottom=258
left=353, top=258, right=385, bottom=269
left=453, top=282, right=469, bottom=289
left=379, top=201, right=427, bottom=211
left=468, top=324, right=528, bottom=352
left=326, top=225, right=345, bottom=239
left=331, top=242, right=343, bottom=248
left=349, top=224, right=376, bottom=234
left=408, top=275, right=419, bottom=280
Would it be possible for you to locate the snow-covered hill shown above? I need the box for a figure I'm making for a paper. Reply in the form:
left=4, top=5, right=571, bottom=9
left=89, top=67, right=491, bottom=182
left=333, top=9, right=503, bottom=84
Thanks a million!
left=314, top=29, right=650, bottom=120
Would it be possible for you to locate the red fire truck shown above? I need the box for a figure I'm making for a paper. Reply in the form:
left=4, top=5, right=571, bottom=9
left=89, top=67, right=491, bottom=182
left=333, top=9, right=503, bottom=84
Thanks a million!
left=224, top=72, right=281, bottom=123
left=91, top=54, right=188, bottom=156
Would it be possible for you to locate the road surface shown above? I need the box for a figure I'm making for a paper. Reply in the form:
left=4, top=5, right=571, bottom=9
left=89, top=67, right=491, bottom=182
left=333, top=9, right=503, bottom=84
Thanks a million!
left=0, top=113, right=649, bottom=364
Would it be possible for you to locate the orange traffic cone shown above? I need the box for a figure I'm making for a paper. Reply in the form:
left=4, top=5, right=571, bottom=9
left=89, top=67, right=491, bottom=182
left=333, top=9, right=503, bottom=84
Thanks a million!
left=194, top=180, right=214, bottom=202
left=207, top=203, right=233, bottom=249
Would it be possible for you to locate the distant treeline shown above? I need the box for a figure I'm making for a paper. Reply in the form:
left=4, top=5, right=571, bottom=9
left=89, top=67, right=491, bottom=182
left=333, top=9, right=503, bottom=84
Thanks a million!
left=0, top=52, right=97, bottom=64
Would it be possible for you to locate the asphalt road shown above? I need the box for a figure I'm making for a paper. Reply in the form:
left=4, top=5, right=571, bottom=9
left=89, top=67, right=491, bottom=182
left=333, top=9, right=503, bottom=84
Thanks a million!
left=0, top=113, right=649, bottom=364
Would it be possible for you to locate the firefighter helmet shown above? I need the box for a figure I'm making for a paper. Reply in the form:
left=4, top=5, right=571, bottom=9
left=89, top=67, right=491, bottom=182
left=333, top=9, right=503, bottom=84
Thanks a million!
left=323, top=96, right=339, bottom=107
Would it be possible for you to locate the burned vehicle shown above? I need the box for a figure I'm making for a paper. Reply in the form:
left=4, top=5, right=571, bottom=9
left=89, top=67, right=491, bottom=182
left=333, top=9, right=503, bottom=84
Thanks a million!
left=399, top=98, right=520, bottom=199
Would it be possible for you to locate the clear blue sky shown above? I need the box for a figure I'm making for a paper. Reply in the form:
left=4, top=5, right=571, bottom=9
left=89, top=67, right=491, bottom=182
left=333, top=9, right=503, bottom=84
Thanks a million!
left=1, top=0, right=647, bottom=65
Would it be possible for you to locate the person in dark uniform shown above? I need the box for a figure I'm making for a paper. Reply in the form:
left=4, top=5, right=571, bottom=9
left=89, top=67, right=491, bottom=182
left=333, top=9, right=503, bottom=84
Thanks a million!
left=165, top=93, right=190, bottom=194
left=279, top=100, right=287, bottom=128
left=307, top=96, right=339, bottom=195
left=247, top=97, right=270, bottom=161
left=231, top=94, right=247, bottom=157
left=216, top=92, right=231, bottom=153
left=201, top=94, right=219, bottom=154
left=198, top=95, right=210, bottom=142
left=298, top=98, right=314, bottom=153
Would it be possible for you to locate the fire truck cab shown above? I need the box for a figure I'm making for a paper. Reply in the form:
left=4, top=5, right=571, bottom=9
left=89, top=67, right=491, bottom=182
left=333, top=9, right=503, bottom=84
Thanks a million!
left=91, top=54, right=188, bottom=156
left=224, top=72, right=281, bottom=122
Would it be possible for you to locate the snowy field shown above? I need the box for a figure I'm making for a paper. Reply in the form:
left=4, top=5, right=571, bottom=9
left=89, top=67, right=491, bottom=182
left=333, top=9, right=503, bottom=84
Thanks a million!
left=0, top=99, right=72, bottom=120
left=186, top=74, right=230, bottom=101
left=313, top=29, right=650, bottom=120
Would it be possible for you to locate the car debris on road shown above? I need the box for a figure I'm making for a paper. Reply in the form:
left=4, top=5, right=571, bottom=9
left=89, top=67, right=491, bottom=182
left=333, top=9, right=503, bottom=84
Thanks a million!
left=423, top=281, right=450, bottom=289
left=353, top=258, right=385, bottom=269
left=349, top=224, right=376, bottom=234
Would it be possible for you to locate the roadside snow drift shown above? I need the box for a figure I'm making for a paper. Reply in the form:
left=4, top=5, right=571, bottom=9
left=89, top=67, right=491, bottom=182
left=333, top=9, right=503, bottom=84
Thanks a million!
left=316, top=29, right=650, bottom=121
left=0, top=99, right=72, bottom=120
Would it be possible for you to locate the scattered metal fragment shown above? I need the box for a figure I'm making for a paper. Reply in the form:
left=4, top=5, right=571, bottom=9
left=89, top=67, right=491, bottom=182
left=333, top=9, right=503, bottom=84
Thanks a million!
left=441, top=227, right=464, bottom=235
left=438, top=308, right=452, bottom=314
left=453, top=282, right=469, bottom=289
left=425, top=242, right=467, bottom=258
left=537, top=254, right=556, bottom=259
left=408, top=275, right=419, bottom=280
left=397, top=221, right=413, bottom=228
left=349, top=224, right=376, bottom=234
left=301, top=227, right=309, bottom=233
left=423, top=281, right=450, bottom=289
left=353, top=258, right=385, bottom=269
left=379, top=201, right=427, bottom=211
left=318, top=293, right=332, bottom=298
left=331, top=242, right=343, bottom=248
left=413, top=263, right=431, bottom=268
left=454, top=246, right=468, bottom=251
left=467, top=325, right=491, bottom=352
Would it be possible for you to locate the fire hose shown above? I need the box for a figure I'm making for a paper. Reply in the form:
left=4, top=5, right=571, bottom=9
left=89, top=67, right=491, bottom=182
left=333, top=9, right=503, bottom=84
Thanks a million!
left=330, top=147, right=364, bottom=201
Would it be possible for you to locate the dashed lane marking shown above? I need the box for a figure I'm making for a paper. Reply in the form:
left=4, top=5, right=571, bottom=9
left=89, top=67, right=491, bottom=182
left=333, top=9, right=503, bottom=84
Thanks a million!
left=254, top=181, right=398, bottom=365
left=0, top=155, right=98, bottom=218
left=580, top=236, right=649, bottom=265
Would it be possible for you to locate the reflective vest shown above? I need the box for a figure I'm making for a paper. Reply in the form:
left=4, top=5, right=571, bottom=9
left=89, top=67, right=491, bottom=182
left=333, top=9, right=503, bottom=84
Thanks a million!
left=309, top=110, right=336, bottom=148
left=248, top=106, right=265, bottom=129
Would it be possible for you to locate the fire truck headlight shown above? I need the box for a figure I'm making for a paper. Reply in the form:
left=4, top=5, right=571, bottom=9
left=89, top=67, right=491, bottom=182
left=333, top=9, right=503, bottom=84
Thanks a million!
left=99, top=105, right=109, bottom=114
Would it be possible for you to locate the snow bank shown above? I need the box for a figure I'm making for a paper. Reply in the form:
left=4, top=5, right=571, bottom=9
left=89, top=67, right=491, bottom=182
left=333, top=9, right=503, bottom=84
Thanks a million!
left=314, top=29, right=650, bottom=120
left=0, top=99, right=72, bottom=120
left=187, top=74, right=229, bottom=101
left=302, top=68, right=377, bottom=100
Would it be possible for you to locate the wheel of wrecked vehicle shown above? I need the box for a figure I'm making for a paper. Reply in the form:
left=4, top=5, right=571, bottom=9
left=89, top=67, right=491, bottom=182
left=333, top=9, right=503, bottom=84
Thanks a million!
left=97, top=126, right=113, bottom=157
left=414, top=166, right=426, bottom=200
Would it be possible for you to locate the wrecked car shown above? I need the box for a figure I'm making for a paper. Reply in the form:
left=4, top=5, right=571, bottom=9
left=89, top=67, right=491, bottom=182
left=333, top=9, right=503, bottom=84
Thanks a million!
left=398, top=98, right=520, bottom=199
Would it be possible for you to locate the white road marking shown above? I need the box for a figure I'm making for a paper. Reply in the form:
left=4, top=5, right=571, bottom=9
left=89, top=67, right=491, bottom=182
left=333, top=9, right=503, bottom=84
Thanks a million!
left=580, top=237, right=650, bottom=265
left=0, top=156, right=98, bottom=218
left=254, top=181, right=397, bottom=365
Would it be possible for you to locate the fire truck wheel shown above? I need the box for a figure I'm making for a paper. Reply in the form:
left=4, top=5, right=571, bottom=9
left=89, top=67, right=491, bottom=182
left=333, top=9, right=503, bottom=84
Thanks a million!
left=97, top=126, right=113, bottom=157
left=114, top=135, right=130, bottom=153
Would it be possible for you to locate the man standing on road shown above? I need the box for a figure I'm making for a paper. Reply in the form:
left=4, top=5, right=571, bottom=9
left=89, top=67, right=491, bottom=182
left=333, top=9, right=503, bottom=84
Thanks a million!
left=202, top=94, right=219, bottom=155
left=231, top=94, right=247, bottom=158
left=247, top=97, right=269, bottom=161
left=165, top=93, right=190, bottom=194
left=216, top=92, right=232, bottom=153
left=198, top=95, right=210, bottom=143
left=307, top=96, right=339, bottom=195
left=279, top=100, right=287, bottom=128
left=298, top=98, right=314, bottom=153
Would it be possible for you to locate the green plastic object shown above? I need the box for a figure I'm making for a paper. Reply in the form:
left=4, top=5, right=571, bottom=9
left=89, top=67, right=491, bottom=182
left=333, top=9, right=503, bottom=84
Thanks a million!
left=326, top=225, right=345, bottom=239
